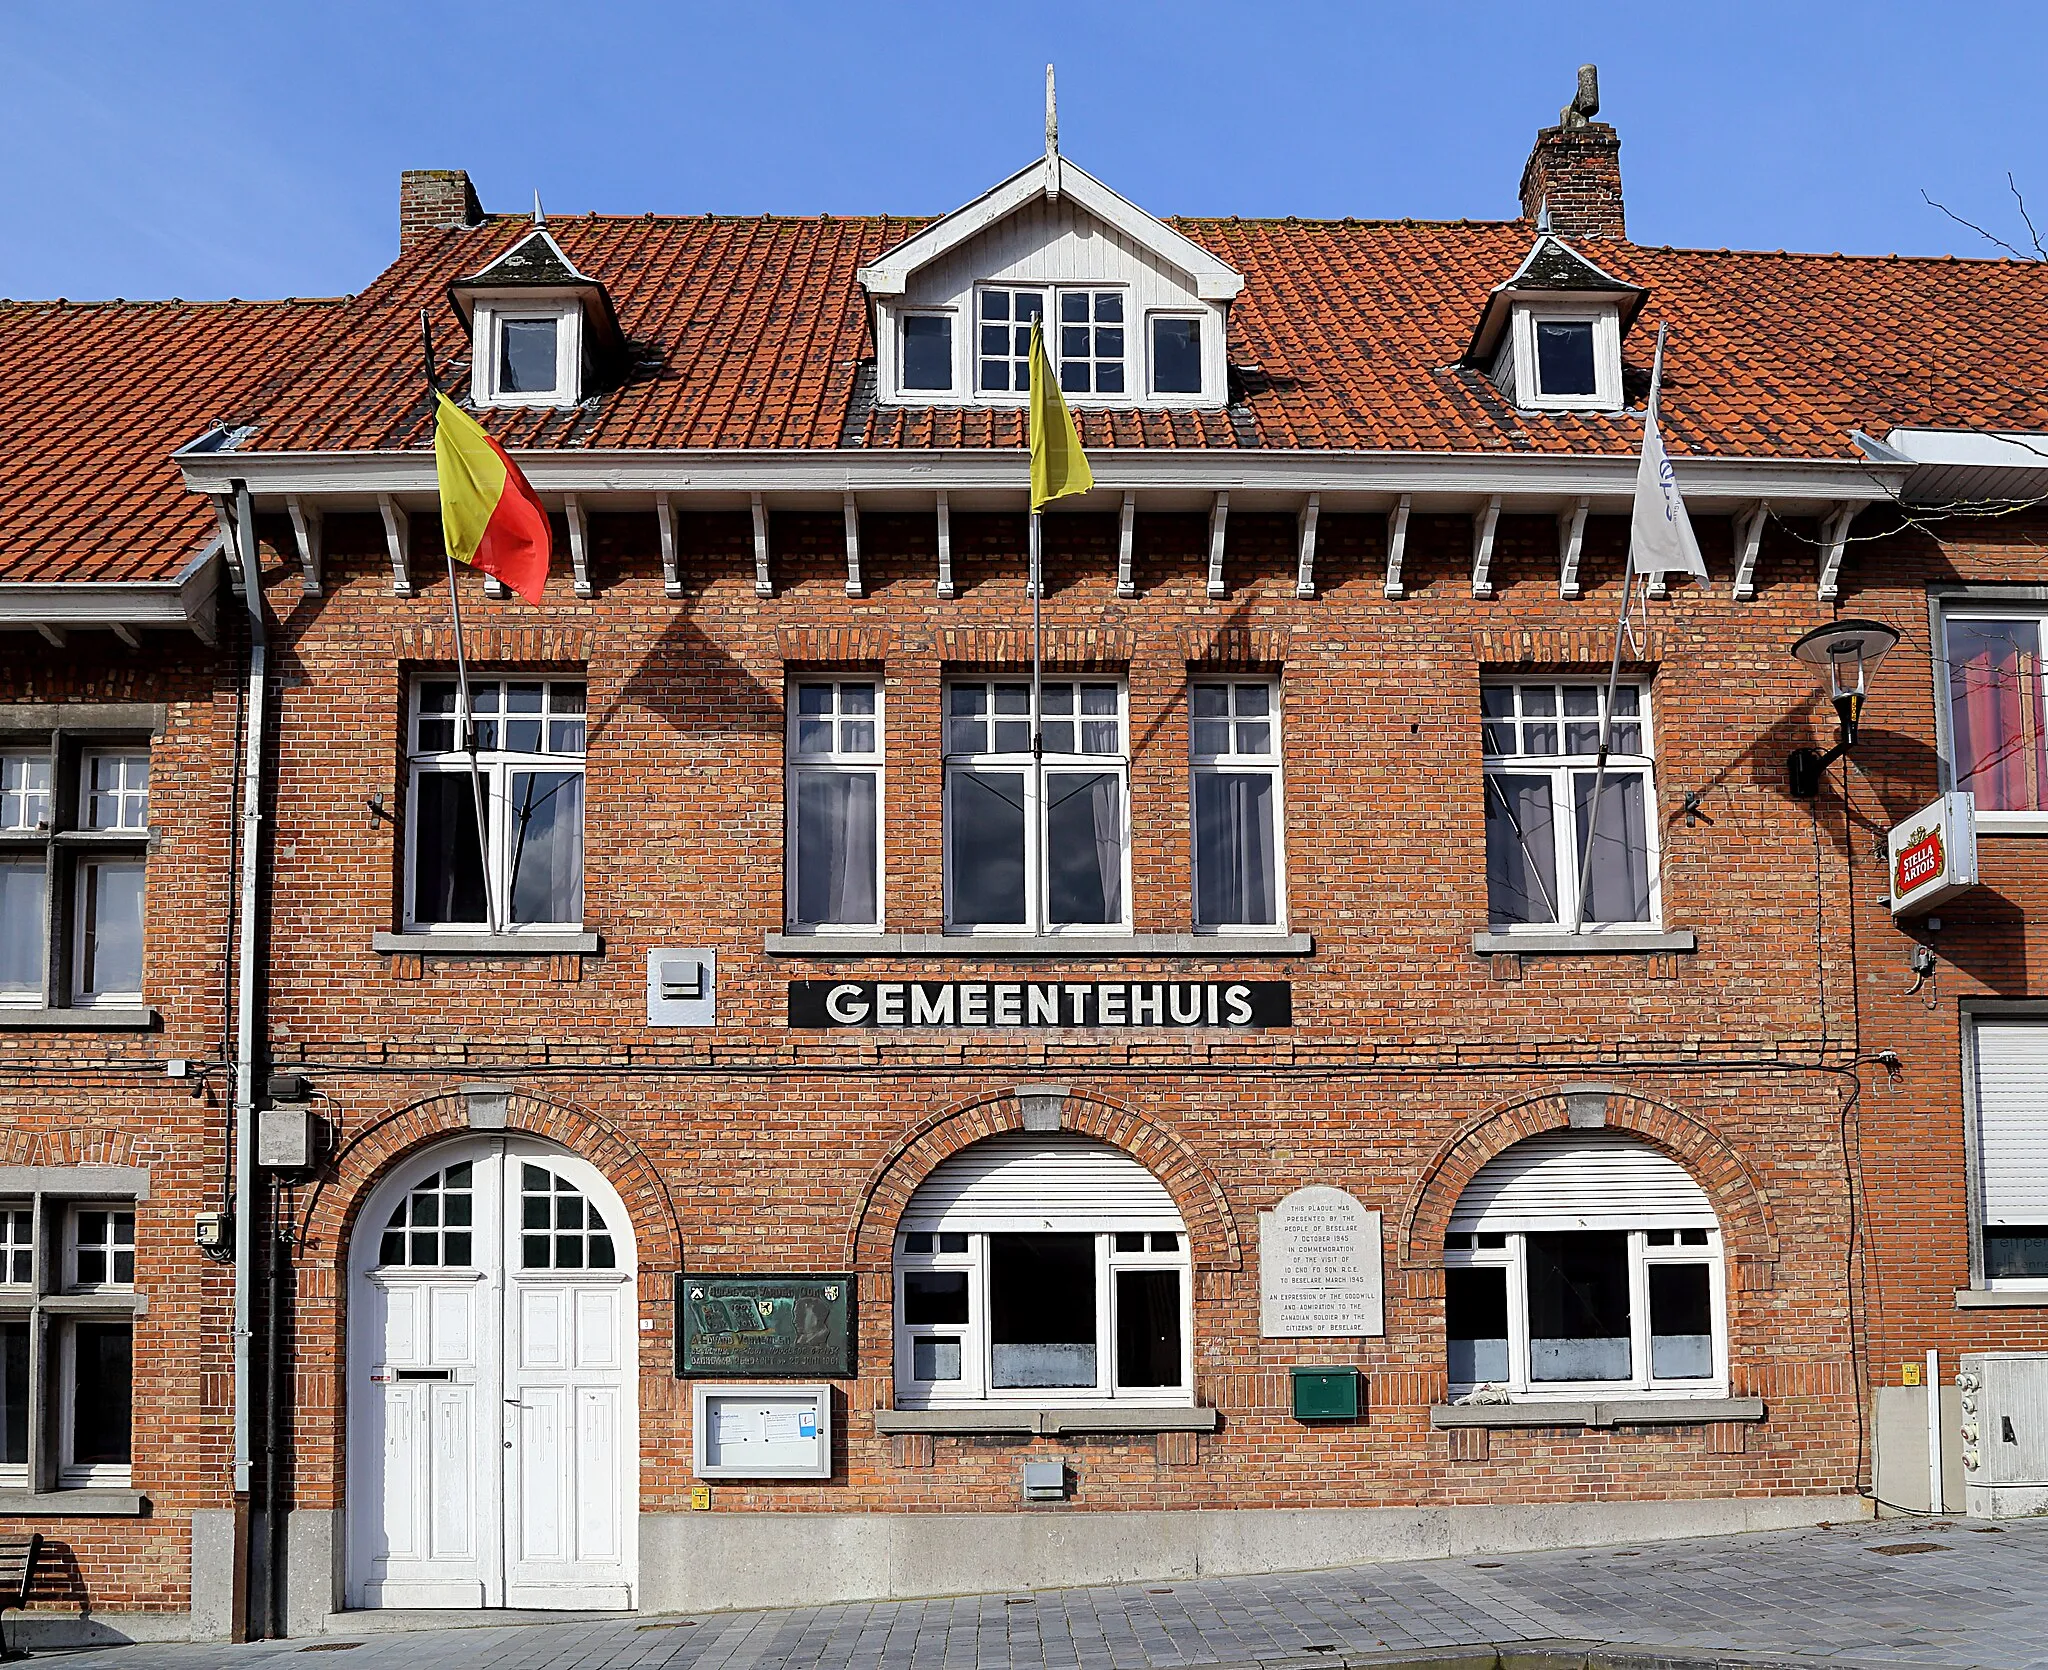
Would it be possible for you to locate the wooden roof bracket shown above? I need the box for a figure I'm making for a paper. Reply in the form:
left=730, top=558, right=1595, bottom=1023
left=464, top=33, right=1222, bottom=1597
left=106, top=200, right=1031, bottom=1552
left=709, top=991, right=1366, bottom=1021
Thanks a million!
left=1294, top=493, right=1320, bottom=598
left=214, top=497, right=243, bottom=595
left=377, top=494, right=413, bottom=597
left=1470, top=495, right=1502, bottom=598
left=565, top=495, right=593, bottom=597
left=1817, top=503, right=1856, bottom=600
left=656, top=492, right=681, bottom=598
left=751, top=492, right=772, bottom=597
left=936, top=490, right=955, bottom=599
left=1206, top=491, right=1229, bottom=599
left=1383, top=494, right=1411, bottom=599
left=843, top=492, right=863, bottom=598
left=1558, top=495, right=1589, bottom=599
left=1116, top=491, right=1137, bottom=598
left=286, top=495, right=323, bottom=597
left=1732, top=501, right=1768, bottom=601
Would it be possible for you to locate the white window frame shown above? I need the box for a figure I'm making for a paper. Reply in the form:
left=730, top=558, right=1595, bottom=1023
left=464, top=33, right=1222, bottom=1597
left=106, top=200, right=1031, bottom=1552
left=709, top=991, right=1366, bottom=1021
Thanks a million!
left=1147, top=311, right=1208, bottom=399
left=1500, top=301, right=1624, bottom=412
left=896, top=310, right=959, bottom=395
left=470, top=297, right=585, bottom=410
left=80, top=751, right=149, bottom=831
left=942, top=679, right=1131, bottom=936
left=1481, top=678, right=1662, bottom=936
left=71, top=855, right=146, bottom=1008
left=1444, top=1226, right=1727, bottom=1401
left=1189, top=679, right=1286, bottom=933
left=1932, top=597, right=2048, bottom=834
left=64, top=1205, right=135, bottom=1292
left=1960, top=1004, right=2048, bottom=1291
left=892, top=1228, right=1193, bottom=1409
left=56, top=1317, right=133, bottom=1488
left=972, top=285, right=1132, bottom=406
left=404, top=676, right=588, bottom=935
left=784, top=679, right=885, bottom=933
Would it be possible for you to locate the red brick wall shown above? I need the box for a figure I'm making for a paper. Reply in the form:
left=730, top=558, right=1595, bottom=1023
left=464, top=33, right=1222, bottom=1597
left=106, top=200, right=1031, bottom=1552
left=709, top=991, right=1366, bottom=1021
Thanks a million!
left=1519, top=123, right=1627, bottom=240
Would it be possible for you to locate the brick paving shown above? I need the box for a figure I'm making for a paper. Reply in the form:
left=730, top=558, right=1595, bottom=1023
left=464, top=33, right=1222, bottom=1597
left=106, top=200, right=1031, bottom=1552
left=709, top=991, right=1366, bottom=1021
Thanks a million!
left=39, top=1519, right=2048, bottom=1670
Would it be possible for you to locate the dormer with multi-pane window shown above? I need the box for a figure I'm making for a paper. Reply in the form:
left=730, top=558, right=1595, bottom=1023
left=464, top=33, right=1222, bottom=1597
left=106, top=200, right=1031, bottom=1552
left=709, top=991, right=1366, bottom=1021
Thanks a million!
left=448, top=219, right=624, bottom=410
left=858, top=151, right=1243, bottom=411
left=1464, top=235, right=1646, bottom=414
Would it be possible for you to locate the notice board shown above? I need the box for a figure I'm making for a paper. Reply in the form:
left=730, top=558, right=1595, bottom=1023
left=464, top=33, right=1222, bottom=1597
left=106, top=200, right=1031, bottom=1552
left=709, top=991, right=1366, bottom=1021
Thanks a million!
left=676, top=1272, right=855, bottom=1378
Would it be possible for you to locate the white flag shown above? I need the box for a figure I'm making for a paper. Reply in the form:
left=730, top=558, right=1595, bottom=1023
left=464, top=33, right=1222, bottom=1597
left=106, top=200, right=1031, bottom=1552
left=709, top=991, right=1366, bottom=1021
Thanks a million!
left=1629, top=389, right=1707, bottom=580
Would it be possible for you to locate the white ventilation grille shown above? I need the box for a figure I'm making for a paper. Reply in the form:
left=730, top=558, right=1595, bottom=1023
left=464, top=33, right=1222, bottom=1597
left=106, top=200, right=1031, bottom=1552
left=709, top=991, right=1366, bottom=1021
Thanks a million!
left=1975, top=1022, right=2048, bottom=1225
left=901, top=1133, right=1183, bottom=1232
left=1448, top=1128, right=1717, bottom=1233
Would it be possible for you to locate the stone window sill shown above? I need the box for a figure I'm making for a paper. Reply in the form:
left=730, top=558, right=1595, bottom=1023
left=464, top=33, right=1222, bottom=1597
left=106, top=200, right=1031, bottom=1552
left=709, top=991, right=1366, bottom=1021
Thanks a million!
left=766, top=933, right=1312, bottom=958
left=0, top=1007, right=156, bottom=1030
left=371, top=933, right=601, bottom=957
left=1430, top=1395, right=1762, bottom=1429
left=875, top=1405, right=1220, bottom=1436
left=0, top=1488, right=146, bottom=1516
left=1470, top=929, right=1697, bottom=957
left=1955, top=1287, right=2048, bottom=1309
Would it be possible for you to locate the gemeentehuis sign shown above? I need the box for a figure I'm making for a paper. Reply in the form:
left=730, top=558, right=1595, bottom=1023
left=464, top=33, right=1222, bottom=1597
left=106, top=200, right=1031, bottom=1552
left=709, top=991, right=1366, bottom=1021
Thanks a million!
left=787, top=979, right=1290, bottom=1029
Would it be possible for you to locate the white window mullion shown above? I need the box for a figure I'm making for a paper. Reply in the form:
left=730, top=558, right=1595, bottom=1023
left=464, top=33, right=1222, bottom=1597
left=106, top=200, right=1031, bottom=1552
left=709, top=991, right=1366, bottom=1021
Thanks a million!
left=1506, top=1235, right=1532, bottom=1396
left=1626, top=1230, right=1652, bottom=1391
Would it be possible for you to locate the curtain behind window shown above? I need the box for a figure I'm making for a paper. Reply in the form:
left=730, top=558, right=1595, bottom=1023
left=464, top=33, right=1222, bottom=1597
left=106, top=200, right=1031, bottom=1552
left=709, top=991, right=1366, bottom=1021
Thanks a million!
left=1194, top=771, right=1276, bottom=925
left=1572, top=771, right=1651, bottom=924
left=794, top=771, right=877, bottom=926
left=1948, top=619, right=2045, bottom=811
left=508, top=770, right=584, bottom=925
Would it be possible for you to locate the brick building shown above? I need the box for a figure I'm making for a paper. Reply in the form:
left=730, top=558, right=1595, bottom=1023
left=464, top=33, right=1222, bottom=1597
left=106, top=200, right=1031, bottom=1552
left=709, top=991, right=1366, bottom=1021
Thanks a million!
left=4, top=69, right=2048, bottom=1644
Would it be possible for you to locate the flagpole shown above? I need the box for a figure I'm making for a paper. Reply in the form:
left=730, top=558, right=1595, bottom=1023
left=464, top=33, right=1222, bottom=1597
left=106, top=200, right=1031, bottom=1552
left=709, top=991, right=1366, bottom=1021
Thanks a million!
left=1029, top=506, right=1045, bottom=937
left=424, top=308, right=500, bottom=937
left=1571, top=321, right=1665, bottom=927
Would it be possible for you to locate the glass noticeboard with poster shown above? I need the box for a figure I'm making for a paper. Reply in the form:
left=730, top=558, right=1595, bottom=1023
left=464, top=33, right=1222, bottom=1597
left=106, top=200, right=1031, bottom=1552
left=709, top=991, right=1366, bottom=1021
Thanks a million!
left=675, top=1272, right=856, bottom=1378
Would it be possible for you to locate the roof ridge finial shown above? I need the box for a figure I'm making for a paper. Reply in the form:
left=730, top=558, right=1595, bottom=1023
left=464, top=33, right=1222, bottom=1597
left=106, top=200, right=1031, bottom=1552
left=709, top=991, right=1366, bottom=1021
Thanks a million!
left=1044, top=63, right=1061, bottom=202
left=533, top=190, right=546, bottom=229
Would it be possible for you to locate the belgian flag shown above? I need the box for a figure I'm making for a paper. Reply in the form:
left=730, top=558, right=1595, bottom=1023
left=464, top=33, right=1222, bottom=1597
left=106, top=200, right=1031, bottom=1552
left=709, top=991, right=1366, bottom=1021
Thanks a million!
left=1027, top=317, right=1092, bottom=510
left=432, top=392, right=553, bottom=604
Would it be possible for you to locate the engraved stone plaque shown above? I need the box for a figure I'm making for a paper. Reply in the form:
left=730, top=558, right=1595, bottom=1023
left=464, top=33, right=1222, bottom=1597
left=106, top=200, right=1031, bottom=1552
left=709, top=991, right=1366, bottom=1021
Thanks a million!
left=1259, top=1185, right=1384, bottom=1338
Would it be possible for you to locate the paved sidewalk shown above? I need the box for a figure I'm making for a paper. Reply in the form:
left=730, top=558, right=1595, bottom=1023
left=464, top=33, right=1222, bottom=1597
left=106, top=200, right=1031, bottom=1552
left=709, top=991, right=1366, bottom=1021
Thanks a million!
left=39, top=1518, right=2048, bottom=1670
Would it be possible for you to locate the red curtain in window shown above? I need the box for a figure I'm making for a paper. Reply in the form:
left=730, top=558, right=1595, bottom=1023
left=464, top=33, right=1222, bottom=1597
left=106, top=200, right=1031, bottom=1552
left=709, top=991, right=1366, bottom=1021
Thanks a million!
left=1948, top=621, right=2046, bottom=811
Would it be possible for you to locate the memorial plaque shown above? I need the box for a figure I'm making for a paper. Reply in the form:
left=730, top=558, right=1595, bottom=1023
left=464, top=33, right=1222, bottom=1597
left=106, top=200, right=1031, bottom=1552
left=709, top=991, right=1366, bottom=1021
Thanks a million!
left=1259, top=1186, right=1383, bottom=1338
left=676, top=1273, right=855, bottom=1378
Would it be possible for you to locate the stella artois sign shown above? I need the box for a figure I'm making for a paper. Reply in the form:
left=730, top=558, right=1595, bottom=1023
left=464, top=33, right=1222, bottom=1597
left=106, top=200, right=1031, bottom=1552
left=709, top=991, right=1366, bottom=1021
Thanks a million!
left=1888, top=792, right=1978, bottom=915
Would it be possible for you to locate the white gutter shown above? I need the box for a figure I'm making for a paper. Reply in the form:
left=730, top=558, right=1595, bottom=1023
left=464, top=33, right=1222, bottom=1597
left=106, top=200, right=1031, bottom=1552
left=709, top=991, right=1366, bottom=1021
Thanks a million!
left=229, top=481, right=266, bottom=1510
left=175, top=445, right=1908, bottom=516
left=0, top=544, right=223, bottom=642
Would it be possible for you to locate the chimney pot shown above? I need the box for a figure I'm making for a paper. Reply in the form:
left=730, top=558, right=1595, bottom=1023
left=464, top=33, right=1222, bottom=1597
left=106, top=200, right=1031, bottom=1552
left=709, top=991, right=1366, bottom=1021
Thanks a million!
left=400, top=169, right=484, bottom=252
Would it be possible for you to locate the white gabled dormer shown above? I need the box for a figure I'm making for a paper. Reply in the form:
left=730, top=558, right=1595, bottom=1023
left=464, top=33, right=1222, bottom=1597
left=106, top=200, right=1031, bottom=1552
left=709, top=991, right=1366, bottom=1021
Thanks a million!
left=447, top=206, right=624, bottom=410
left=858, top=90, right=1242, bottom=412
left=1465, top=234, right=1646, bottom=414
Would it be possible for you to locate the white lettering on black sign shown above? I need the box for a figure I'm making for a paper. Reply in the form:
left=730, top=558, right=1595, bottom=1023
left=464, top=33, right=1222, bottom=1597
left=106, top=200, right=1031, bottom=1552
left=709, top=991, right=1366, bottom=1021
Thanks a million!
left=787, top=980, right=1290, bottom=1029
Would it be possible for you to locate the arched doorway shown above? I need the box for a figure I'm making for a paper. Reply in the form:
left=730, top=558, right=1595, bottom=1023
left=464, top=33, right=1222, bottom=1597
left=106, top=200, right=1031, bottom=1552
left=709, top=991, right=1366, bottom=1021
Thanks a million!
left=345, top=1134, right=638, bottom=1610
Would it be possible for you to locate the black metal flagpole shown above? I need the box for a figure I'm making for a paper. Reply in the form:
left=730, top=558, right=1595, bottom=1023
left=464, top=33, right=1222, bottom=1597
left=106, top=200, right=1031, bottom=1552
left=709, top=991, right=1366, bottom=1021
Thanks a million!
left=423, top=307, right=500, bottom=936
left=1571, top=320, right=1666, bottom=927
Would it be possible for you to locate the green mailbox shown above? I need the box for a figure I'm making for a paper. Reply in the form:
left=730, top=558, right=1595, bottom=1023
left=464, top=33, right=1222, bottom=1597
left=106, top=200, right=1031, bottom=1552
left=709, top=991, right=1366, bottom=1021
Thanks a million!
left=1291, top=1366, right=1362, bottom=1422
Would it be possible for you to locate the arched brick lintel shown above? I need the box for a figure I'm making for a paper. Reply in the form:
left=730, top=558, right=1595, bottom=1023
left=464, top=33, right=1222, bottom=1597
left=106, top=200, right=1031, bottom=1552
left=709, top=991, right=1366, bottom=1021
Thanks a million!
left=1400, top=1086, right=1781, bottom=1274
left=846, top=1089, right=1242, bottom=1274
left=297, top=1087, right=683, bottom=1274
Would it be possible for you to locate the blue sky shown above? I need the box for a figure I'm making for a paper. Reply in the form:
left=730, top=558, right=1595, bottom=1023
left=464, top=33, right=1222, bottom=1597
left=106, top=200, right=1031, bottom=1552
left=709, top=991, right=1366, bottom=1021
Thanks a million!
left=4, top=0, right=2045, bottom=301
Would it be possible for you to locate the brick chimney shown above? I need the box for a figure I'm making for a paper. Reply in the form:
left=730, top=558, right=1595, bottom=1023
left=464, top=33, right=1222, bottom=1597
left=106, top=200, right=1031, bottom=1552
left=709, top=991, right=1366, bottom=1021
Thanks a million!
left=1518, top=66, right=1625, bottom=240
left=399, top=169, right=484, bottom=251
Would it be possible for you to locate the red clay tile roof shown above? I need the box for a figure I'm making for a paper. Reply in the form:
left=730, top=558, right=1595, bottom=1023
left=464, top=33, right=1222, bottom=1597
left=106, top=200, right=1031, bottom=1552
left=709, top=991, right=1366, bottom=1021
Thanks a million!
left=232, top=211, right=2048, bottom=463
left=0, top=297, right=341, bottom=583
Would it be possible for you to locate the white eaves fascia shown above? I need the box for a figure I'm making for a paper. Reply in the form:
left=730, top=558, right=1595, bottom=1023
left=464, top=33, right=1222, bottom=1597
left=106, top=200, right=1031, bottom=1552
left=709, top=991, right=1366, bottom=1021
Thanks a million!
left=0, top=543, right=223, bottom=637
left=856, top=155, right=1244, bottom=303
left=175, top=446, right=1907, bottom=513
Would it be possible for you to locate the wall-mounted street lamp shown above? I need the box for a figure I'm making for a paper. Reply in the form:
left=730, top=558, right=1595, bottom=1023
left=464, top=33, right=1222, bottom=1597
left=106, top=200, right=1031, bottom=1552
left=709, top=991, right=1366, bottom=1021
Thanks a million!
left=1787, top=618, right=1900, bottom=798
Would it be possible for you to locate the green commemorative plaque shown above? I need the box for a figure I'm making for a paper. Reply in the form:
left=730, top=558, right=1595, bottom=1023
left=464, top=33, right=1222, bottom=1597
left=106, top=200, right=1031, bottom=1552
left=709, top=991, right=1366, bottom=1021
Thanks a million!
left=675, top=1272, right=855, bottom=1378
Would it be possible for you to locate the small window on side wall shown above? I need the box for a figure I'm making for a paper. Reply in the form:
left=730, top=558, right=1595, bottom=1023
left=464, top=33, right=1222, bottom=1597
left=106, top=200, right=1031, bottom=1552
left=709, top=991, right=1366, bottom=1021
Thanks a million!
left=901, top=315, right=954, bottom=392
left=1151, top=316, right=1203, bottom=396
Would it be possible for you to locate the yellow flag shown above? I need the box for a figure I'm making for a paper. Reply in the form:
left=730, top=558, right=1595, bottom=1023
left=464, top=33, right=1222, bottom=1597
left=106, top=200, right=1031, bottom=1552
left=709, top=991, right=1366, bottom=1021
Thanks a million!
left=1028, top=317, right=1093, bottom=510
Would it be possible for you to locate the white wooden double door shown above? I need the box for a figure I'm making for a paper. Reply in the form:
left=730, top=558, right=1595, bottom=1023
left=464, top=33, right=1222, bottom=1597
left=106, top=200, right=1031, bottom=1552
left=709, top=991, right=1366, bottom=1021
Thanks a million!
left=348, top=1137, right=637, bottom=1610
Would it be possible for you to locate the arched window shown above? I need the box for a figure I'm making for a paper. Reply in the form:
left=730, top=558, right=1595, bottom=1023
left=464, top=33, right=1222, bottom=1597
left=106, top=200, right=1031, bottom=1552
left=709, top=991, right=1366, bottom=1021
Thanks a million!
left=518, top=1163, right=616, bottom=1270
left=893, top=1133, right=1191, bottom=1408
left=1443, top=1130, right=1725, bottom=1399
left=377, top=1162, right=475, bottom=1267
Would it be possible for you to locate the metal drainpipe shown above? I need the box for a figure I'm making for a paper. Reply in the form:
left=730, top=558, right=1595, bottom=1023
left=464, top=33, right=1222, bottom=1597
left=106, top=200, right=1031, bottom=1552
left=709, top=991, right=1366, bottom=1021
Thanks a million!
left=229, top=479, right=268, bottom=1633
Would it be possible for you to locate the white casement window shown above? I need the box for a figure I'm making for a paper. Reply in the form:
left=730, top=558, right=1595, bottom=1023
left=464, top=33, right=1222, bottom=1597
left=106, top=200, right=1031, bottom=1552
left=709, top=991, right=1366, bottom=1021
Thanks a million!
left=1966, top=1016, right=2048, bottom=1288
left=0, top=1191, right=141, bottom=1489
left=1190, top=681, right=1284, bottom=929
left=471, top=301, right=584, bottom=409
left=785, top=680, right=883, bottom=931
left=899, top=313, right=955, bottom=393
left=1940, top=607, right=2048, bottom=826
left=1498, top=303, right=1623, bottom=411
left=944, top=680, right=1129, bottom=934
left=1444, top=1130, right=1727, bottom=1400
left=1482, top=680, right=1659, bottom=933
left=405, top=678, right=587, bottom=933
left=1149, top=315, right=1204, bottom=397
left=977, top=287, right=1126, bottom=398
left=893, top=1134, right=1192, bottom=1408
left=0, top=742, right=148, bottom=1010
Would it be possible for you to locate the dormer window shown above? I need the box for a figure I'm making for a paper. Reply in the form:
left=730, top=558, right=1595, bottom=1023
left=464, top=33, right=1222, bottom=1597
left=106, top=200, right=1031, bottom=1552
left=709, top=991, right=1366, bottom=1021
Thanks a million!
left=978, top=288, right=1046, bottom=393
left=473, top=302, right=582, bottom=408
left=499, top=315, right=560, bottom=396
left=902, top=315, right=955, bottom=392
left=1151, top=316, right=1203, bottom=396
left=1535, top=318, right=1596, bottom=397
left=1464, top=236, right=1644, bottom=417
left=446, top=223, right=624, bottom=413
